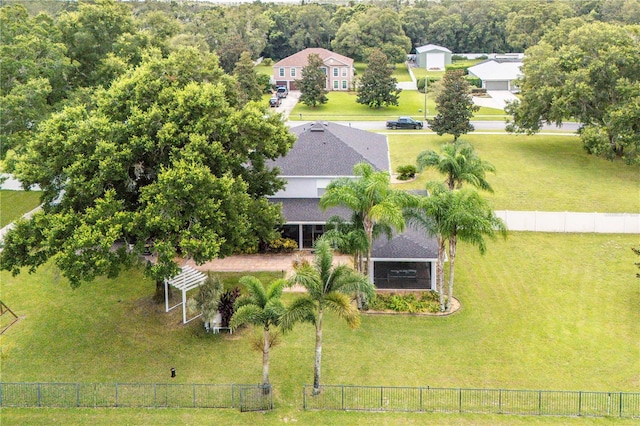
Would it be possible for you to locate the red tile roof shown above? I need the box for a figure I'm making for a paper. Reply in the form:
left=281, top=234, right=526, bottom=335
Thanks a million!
left=273, top=48, right=354, bottom=67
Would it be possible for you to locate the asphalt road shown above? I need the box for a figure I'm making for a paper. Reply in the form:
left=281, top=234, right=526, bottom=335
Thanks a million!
left=287, top=120, right=581, bottom=133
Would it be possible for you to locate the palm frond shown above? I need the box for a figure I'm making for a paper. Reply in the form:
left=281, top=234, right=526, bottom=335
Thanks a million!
left=229, top=304, right=263, bottom=330
left=280, top=296, right=316, bottom=331
left=239, top=275, right=267, bottom=308
left=324, top=292, right=361, bottom=328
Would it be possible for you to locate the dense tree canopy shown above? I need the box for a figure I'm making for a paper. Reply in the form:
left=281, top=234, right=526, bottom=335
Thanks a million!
left=506, top=22, right=640, bottom=164
left=356, top=49, right=401, bottom=109
left=298, top=53, right=328, bottom=108
left=0, top=48, right=295, bottom=287
left=428, top=70, right=479, bottom=141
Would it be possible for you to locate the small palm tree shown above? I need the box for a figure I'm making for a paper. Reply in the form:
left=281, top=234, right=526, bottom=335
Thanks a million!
left=282, top=238, right=375, bottom=395
left=417, top=140, right=495, bottom=192
left=444, top=188, right=507, bottom=311
left=320, top=162, right=409, bottom=277
left=229, top=276, right=286, bottom=387
left=404, top=183, right=452, bottom=312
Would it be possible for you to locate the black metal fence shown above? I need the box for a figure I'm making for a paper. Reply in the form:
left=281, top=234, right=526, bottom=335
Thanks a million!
left=0, top=382, right=272, bottom=411
left=303, top=385, right=640, bottom=418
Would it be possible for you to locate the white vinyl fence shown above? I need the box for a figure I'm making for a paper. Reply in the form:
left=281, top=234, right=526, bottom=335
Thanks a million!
left=495, top=211, right=640, bottom=234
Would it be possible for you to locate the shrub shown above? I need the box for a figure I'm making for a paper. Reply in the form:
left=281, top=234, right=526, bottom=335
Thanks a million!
left=396, top=164, right=417, bottom=180
left=416, top=77, right=438, bottom=93
left=471, top=87, right=487, bottom=95
left=368, top=291, right=440, bottom=313
left=218, top=287, right=240, bottom=327
left=451, top=54, right=468, bottom=61
left=466, top=77, right=482, bottom=88
left=267, top=237, right=298, bottom=253
left=257, top=74, right=272, bottom=94
left=445, top=63, right=469, bottom=74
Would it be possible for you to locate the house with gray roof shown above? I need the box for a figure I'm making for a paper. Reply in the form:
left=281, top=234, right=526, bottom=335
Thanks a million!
left=267, top=121, right=437, bottom=290
left=468, top=59, right=523, bottom=91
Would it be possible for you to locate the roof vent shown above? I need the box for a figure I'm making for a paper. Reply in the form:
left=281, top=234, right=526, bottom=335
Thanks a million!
left=310, top=121, right=325, bottom=132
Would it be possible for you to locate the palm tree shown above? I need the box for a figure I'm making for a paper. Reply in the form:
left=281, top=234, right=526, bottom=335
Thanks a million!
left=282, top=238, right=375, bottom=395
left=404, top=183, right=452, bottom=312
left=444, top=188, right=507, bottom=311
left=321, top=215, right=369, bottom=274
left=229, top=276, right=287, bottom=388
left=405, top=184, right=508, bottom=312
left=416, top=140, right=496, bottom=192
left=320, top=162, right=409, bottom=279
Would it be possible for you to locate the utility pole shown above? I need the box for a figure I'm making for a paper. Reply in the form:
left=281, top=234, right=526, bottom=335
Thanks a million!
left=423, top=76, right=428, bottom=120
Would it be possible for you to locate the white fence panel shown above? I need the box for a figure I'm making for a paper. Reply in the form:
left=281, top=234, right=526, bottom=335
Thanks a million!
left=496, top=211, right=640, bottom=234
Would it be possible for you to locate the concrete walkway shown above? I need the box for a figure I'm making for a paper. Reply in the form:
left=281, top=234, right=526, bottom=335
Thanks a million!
left=184, top=251, right=352, bottom=274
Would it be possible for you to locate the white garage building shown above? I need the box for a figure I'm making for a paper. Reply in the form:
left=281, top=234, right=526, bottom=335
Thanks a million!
left=415, top=44, right=452, bottom=70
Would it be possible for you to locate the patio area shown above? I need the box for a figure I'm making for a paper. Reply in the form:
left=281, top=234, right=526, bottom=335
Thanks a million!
left=184, top=251, right=352, bottom=275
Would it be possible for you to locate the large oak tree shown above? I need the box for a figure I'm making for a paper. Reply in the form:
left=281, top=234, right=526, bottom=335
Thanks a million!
left=1, top=48, right=295, bottom=290
left=506, top=22, right=640, bottom=164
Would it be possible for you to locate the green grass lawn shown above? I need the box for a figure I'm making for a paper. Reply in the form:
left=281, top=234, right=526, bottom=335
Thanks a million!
left=388, top=134, right=640, bottom=213
left=254, top=62, right=273, bottom=76
left=290, top=89, right=504, bottom=121
left=1, top=233, right=638, bottom=424
left=0, top=190, right=41, bottom=227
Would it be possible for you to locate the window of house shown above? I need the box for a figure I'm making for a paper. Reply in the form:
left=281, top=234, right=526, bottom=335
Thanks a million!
left=342, top=67, right=347, bottom=77
left=291, top=68, right=296, bottom=77
left=333, top=80, right=339, bottom=89
left=320, top=67, right=327, bottom=74
left=333, top=68, right=338, bottom=77
left=279, top=68, right=284, bottom=77
left=342, top=80, right=347, bottom=89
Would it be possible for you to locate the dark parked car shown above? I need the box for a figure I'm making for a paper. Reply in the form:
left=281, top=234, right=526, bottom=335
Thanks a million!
left=269, top=96, right=281, bottom=107
left=386, top=116, right=424, bottom=130
left=276, top=86, right=288, bottom=98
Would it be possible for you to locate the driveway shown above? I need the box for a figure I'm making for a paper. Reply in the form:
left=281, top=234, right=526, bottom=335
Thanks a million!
left=273, top=90, right=301, bottom=119
left=473, top=90, right=519, bottom=110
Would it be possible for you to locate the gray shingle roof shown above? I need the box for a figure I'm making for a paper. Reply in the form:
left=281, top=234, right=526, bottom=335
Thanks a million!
left=268, top=122, right=390, bottom=176
left=371, top=225, right=439, bottom=260
left=270, top=198, right=351, bottom=222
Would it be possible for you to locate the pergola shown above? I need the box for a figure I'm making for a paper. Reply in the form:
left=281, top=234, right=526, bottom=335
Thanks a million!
left=164, top=265, right=207, bottom=324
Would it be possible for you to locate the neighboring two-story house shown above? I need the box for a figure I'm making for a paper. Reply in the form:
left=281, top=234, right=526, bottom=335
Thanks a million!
left=267, top=121, right=437, bottom=291
left=273, top=48, right=354, bottom=92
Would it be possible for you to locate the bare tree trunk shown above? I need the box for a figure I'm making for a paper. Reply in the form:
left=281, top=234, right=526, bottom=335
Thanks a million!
left=446, top=235, right=457, bottom=312
left=153, top=279, right=170, bottom=304
left=262, top=326, right=270, bottom=387
left=436, top=235, right=446, bottom=312
left=312, top=309, right=323, bottom=395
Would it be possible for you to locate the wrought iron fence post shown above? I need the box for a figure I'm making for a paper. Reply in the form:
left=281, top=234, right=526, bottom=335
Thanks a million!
left=619, top=392, right=623, bottom=417
left=499, top=389, right=502, bottom=413
left=578, top=391, right=582, bottom=416
left=76, top=383, right=80, bottom=407
left=380, top=386, right=383, bottom=409
left=232, top=384, right=235, bottom=408
left=154, top=383, right=157, bottom=408
left=419, top=387, right=423, bottom=412
left=115, top=382, right=118, bottom=407
left=37, top=383, right=41, bottom=407
left=302, top=385, right=306, bottom=410
left=459, top=388, right=462, bottom=413
left=193, top=384, right=196, bottom=408
left=538, top=390, right=542, bottom=415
